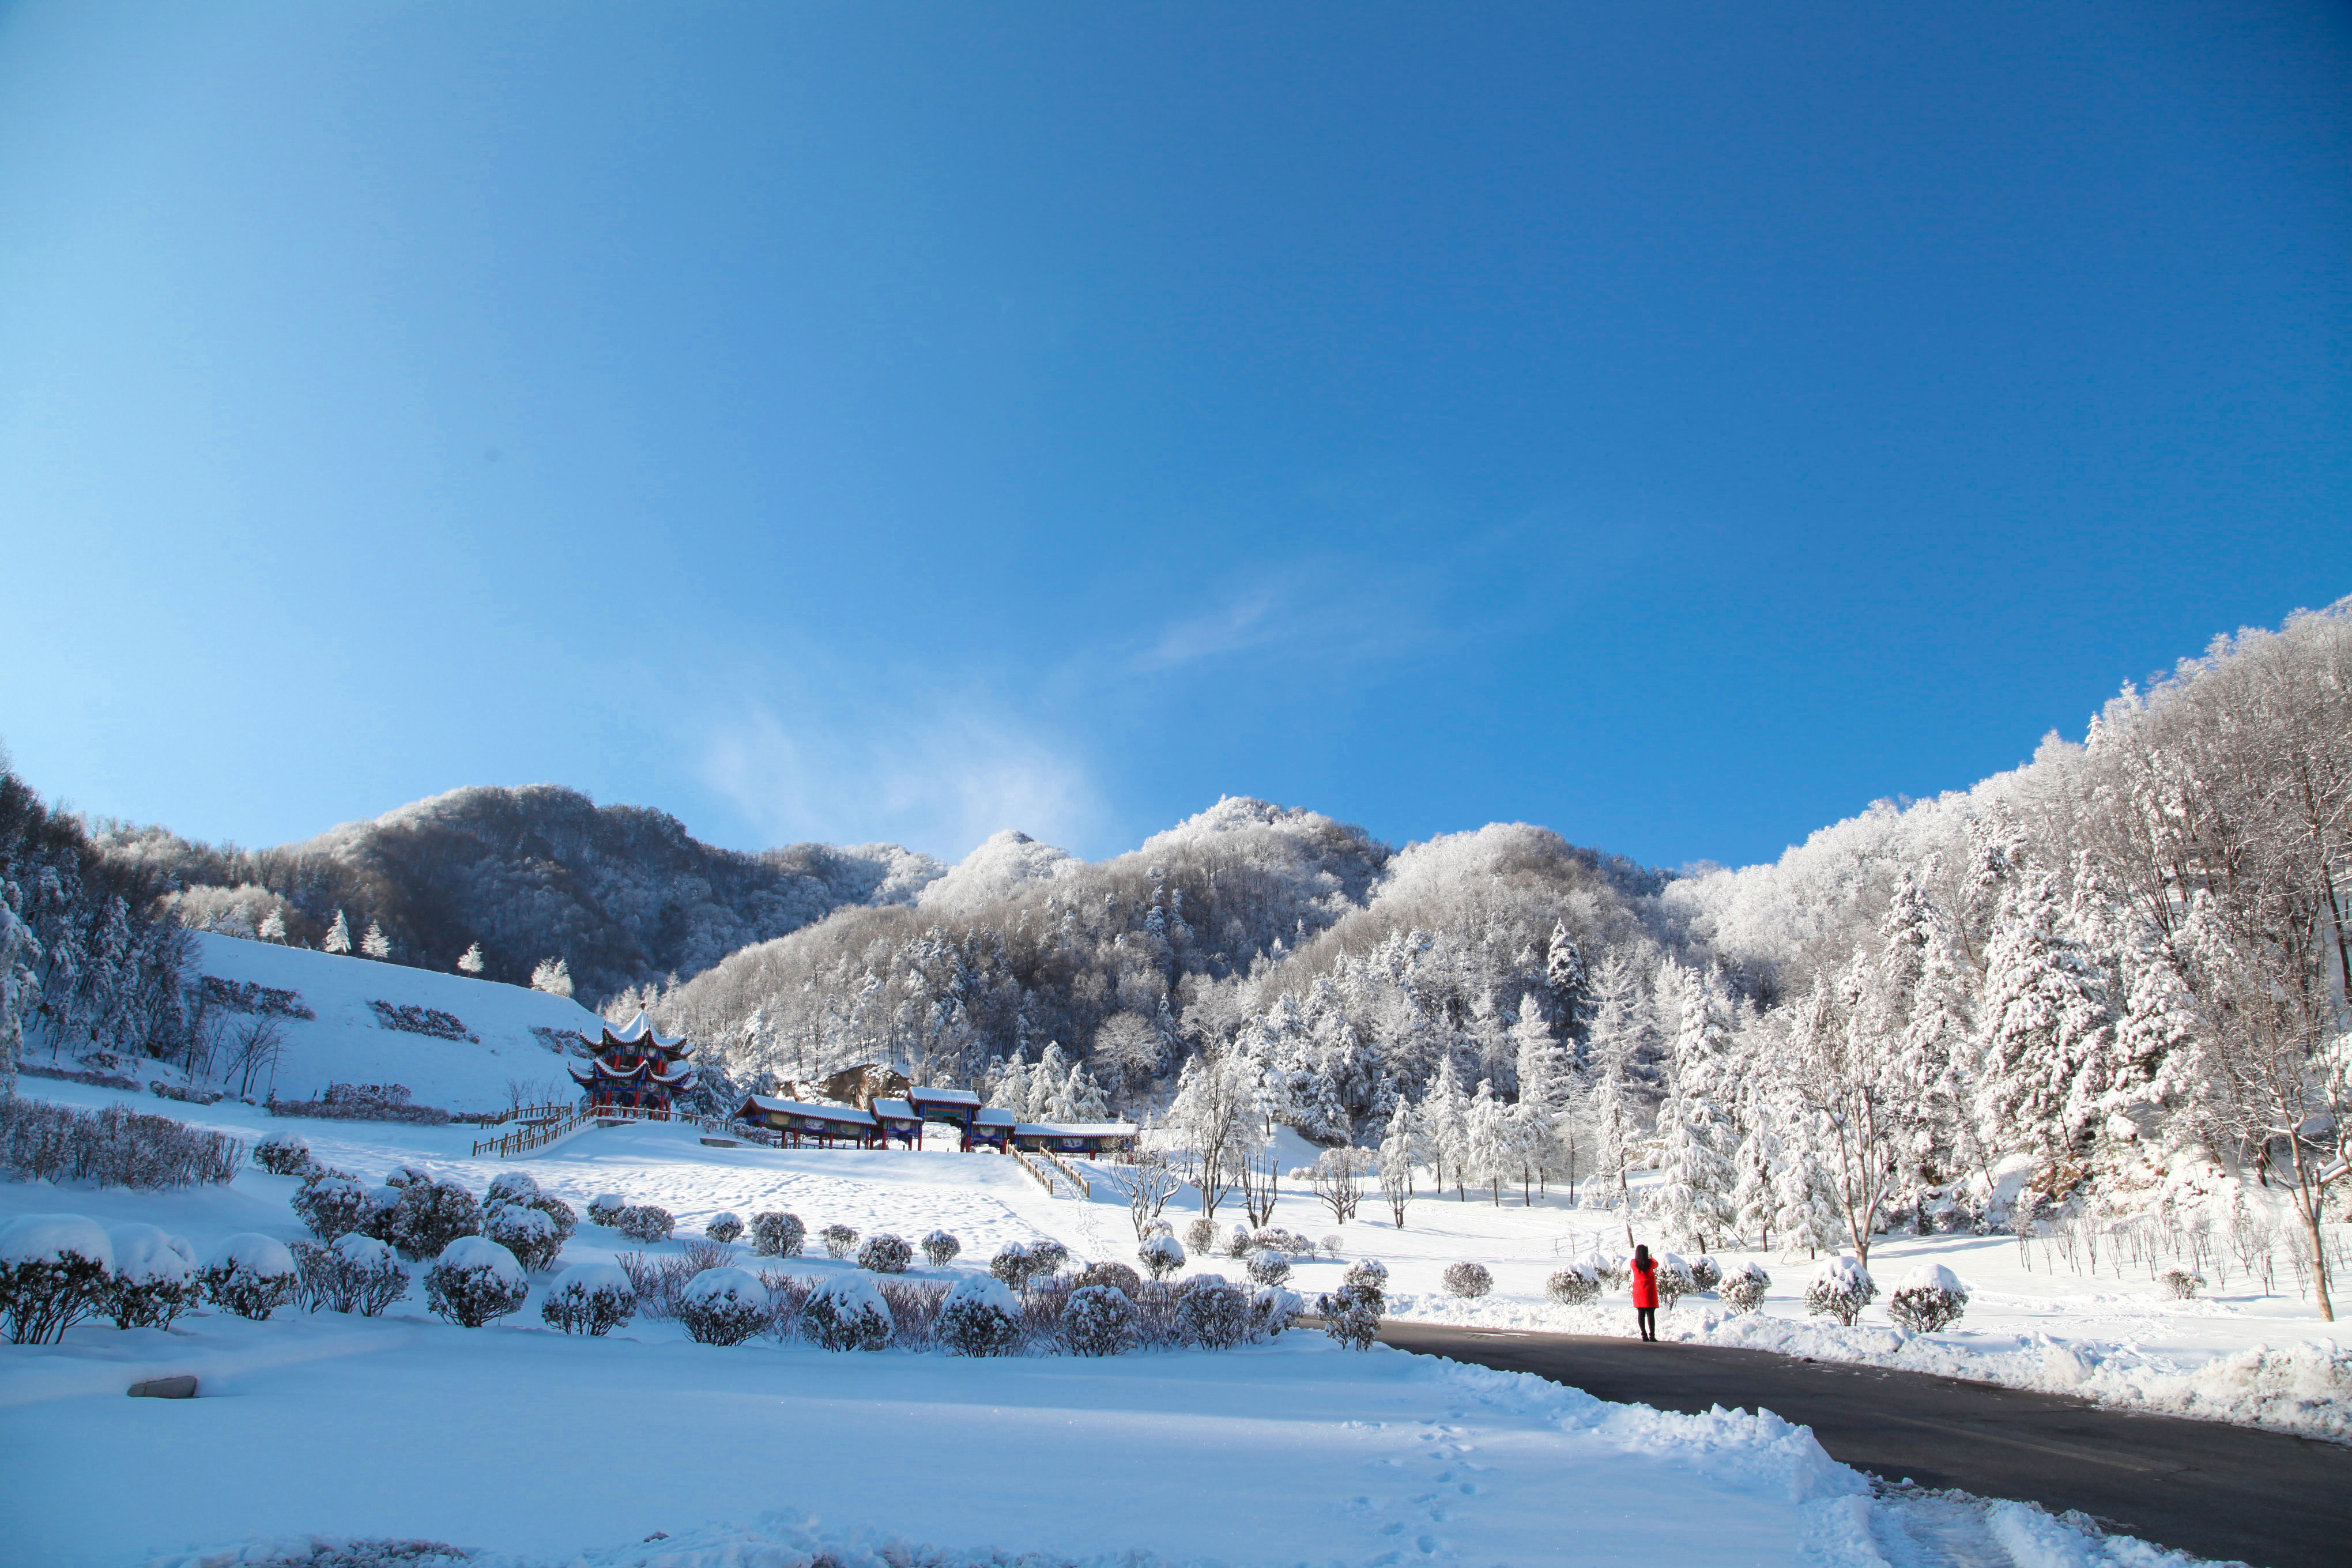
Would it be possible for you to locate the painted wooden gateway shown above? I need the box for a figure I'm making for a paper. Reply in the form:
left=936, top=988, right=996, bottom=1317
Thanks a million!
left=870, top=1099, right=924, bottom=1149
left=568, top=1010, right=697, bottom=1114
left=734, top=1093, right=881, bottom=1148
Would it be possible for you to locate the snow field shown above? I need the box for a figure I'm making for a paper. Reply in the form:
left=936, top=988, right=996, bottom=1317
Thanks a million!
left=0, top=1086, right=2249, bottom=1566
left=176, top=932, right=610, bottom=1113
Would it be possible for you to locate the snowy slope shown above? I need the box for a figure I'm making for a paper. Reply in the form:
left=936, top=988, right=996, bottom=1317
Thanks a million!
left=188, top=932, right=608, bottom=1111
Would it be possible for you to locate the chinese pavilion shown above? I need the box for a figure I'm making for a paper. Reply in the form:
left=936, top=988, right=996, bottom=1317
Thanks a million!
left=569, top=1010, right=697, bottom=1115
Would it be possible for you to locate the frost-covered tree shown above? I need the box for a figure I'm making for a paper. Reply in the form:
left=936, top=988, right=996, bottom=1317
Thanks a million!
left=322, top=910, right=353, bottom=955
left=359, top=920, right=393, bottom=960
left=531, top=957, right=574, bottom=998
left=457, top=943, right=486, bottom=975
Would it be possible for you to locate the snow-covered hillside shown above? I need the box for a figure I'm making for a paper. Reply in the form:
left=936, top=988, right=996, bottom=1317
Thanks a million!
left=1, top=1081, right=2222, bottom=1568
left=186, top=933, right=608, bottom=1111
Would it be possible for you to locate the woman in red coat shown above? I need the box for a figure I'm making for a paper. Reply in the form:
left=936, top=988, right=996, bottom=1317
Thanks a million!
left=1630, top=1244, right=1660, bottom=1341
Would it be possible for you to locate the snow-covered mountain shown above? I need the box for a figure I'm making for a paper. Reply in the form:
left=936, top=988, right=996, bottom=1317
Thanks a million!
left=94, top=784, right=948, bottom=1000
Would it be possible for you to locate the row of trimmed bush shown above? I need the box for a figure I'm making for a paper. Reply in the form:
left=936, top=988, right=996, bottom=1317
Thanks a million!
left=3, top=1098, right=243, bottom=1189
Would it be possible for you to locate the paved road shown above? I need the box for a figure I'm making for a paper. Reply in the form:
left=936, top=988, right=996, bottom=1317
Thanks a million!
left=1376, top=1322, right=2350, bottom=1568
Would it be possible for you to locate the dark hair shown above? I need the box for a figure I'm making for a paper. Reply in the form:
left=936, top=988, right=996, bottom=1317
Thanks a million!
left=1633, top=1245, right=1651, bottom=1267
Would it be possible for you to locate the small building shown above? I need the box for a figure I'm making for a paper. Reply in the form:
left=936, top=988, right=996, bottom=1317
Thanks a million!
left=870, top=1099, right=925, bottom=1149
left=734, top=1094, right=880, bottom=1149
left=569, top=1011, right=696, bottom=1115
left=1012, top=1122, right=1139, bottom=1156
left=967, top=1106, right=1017, bottom=1151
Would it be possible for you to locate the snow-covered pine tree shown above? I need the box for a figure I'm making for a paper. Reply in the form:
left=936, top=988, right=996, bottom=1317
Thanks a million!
left=1544, top=919, right=1589, bottom=1039
left=458, top=943, right=485, bottom=975
left=530, top=957, right=574, bottom=998
left=1466, top=1079, right=1512, bottom=1205
left=258, top=909, right=289, bottom=945
left=1977, top=868, right=2113, bottom=1171
left=0, top=879, right=40, bottom=1092
left=1422, top=1057, right=1471, bottom=1199
left=360, top=921, right=393, bottom=960
left=322, top=910, right=353, bottom=955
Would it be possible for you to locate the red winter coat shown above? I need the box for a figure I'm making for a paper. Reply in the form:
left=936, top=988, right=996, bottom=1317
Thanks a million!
left=1630, top=1257, right=1659, bottom=1309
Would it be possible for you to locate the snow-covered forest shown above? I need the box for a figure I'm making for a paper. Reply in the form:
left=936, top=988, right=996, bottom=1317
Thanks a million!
left=624, top=604, right=2352, bottom=1316
left=7, top=601, right=2349, bottom=1317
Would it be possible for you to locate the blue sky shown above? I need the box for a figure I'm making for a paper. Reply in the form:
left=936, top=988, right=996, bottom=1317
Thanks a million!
left=2, top=2, right=2346, bottom=871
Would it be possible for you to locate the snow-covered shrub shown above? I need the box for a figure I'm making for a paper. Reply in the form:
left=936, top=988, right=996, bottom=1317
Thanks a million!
left=938, top=1275, right=1023, bottom=1357
left=1028, top=1238, right=1070, bottom=1277
left=104, top=1223, right=199, bottom=1329
left=424, top=1237, right=529, bottom=1328
left=989, top=1241, right=1041, bottom=1292
left=587, top=1193, right=627, bottom=1226
left=386, top=1164, right=432, bottom=1188
left=484, top=1171, right=541, bottom=1208
left=1251, top=1286, right=1303, bottom=1340
left=858, top=1233, right=913, bottom=1274
left=1718, top=1261, right=1771, bottom=1314
left=525, top=1190, right=578, bottom=1242
left=1224, top=1224, right=1254, bottom=1258
left=1075, top=1260, right=1143, bottom=1297
left=485, top=1202, right=563, bottom=1273
left=203, top=1233, right=299, bottom=1321
left=1804, top=1257, right=1878, bottom=1327
left=749, top=1211, right=806, bottom=1257
left=1245, top=1248, right=1292, bottom=1288
left=542, top=1261, right=636, bottom=1336
left=1, top=1214, right=115, bottom=1343
left=676, top=1266, right=771, bottom=1345
left=1061, top=1283, right=1139, bottom=1356
left=1546, top=1262, right=1601, bottom=1305
left=919, top=1229, right=960, bottom=1267
left=705, top=1212, right=744, bottom=1245
left=1344, top=1258, right=1389, bottom=1292
left=1654, top=1253, right=1695, bottom=1309
left=1886, top=1264, right=1970, bottom=1333
left=1596, top=1253, right=1629, bottom=1291
left=292, top=1174, right=370, bottom=1242
left=1177, top=1273, right=1252, bottom=1349
left=1252, top=1227, right=1311, bottom=1257
left=816, top=1223, right=859, bottom=1259
left=321, top=1234, right=408, bottom=1316
left=1137, top=1232, right=1185, bottom=1280
left=801, top=1273, right=891, bottom=1351
left=1442, top=1261, right=1492, bottom=1299
left=876, top=1277, right=949, bottom=1348
left=379, top=1178, right=484, bottom=1262
left=2160, top=1268, right=2204, bottom=1300
left=1688, top=1255, right=1722, bottom=1292
left=1322, top=1234, right=1344, bottom=1259
left=1318, top=1282, right=1382, bottom=1350
left=254, top=1131, right=313, bottom=1177
left=1183, top=1216, right=1218, bottom=1256
left=614, top=1205, right=674, bottom=1245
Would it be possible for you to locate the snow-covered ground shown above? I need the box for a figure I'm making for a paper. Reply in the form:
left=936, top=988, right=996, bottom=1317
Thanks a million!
left=2, top=1083, right=2227, bottom=1568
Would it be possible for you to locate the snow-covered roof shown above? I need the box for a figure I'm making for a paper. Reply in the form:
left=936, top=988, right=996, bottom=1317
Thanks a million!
left=973, top=1108, right=1017, bottom=1126
left=1014, top=1122, right=1138, bottom=1139
left=907, top=1086, right=981, bottom=1106
left=598, top=1009, right=691, bottom=1053
left=871, top=1099, right=917, bottom=1120
left=738, top=1094, right=878, bottom=1126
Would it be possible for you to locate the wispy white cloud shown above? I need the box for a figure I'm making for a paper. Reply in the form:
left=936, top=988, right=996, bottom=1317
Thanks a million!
left=698, top=691, right=1106, bottom=862
left=1130, top=590, right=1284, bottom=672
